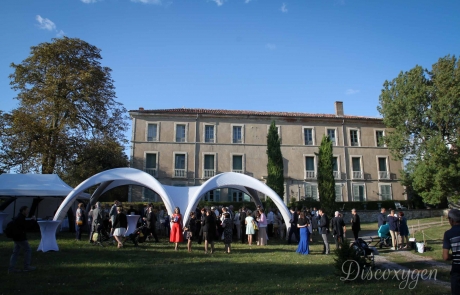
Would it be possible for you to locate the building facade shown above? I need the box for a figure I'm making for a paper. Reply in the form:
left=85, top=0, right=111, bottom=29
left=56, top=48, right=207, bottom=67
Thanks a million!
left=128, top=102, right=405, bottom=204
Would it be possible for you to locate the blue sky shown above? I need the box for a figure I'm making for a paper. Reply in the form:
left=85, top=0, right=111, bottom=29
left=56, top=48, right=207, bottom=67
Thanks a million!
left=1, top=0, right=459, bottom=152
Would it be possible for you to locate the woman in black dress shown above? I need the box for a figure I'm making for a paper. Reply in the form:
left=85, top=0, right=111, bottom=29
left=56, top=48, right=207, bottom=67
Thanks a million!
left=113, top=207, right=128, bottom=248
left=201, top=209, right=216, bottom=254
left=222, top=213, right=233, bottom=254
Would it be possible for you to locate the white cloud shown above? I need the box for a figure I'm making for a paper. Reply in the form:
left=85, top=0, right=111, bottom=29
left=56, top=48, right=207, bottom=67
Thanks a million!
left=345, top=89, right=360, bottom=95
left=266, top=43, right=276, bottom=50
left=56, top=30, right=65, bottom=37
left=131, top=0, right=163, bottom=4
left=35, top=15, right=56, bottom=31
left=211, top=0, right=225, bottom=6
left=80, top=0, right=98, bottom=3
left=281, top=3, right=288, bottom=13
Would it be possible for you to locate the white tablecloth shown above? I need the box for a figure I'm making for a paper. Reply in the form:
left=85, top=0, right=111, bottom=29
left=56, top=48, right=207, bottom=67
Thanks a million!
left=125, top=215, right=140, bottom=236
left=0, top=212, right=8, bottom=234
left=37, top=220, right=61, bottom=252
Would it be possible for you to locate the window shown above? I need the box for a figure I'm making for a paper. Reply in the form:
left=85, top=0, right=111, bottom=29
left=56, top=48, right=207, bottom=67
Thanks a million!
left=230, top=189, right=244, bottom=202
left=376, top=130, right=385, bottom=147
left=303, top=127, right=314, bottom=145
left=305, top=156, right=315, bottom=179
left=204, top=125, right=215, bottom=143
left=174, top=153, right=186, bottom=178
left=147, top=123, right=158, bottom=142
left=145, top=153, right=157, bottom=177
left=203, top=154, right=216, bottom=178
left=352, top=183, right=366, bottom=202
left=380, top=184, right=392, bottom=200
left=304, top=183, right=318, bottom=200
left=332, top=157, right=339, bottom=179
left=232, top=125, right=243, bottom=144
left=351, top=157, right=362, bottom=179
left=175, top=124, right=186, bottom=142
left=350, top=129, right=359, bottom=146
left=232, top=155, right=243, bottom=173
left=335, top=185, right=342, bottom=202
left=378, top=157, right=389, bottom=179
left=327, top=128, right=336, bottom=146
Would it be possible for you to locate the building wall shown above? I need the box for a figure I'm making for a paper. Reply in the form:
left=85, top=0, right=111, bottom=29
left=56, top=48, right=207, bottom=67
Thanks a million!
left=129, top=108, right=405, bottom=204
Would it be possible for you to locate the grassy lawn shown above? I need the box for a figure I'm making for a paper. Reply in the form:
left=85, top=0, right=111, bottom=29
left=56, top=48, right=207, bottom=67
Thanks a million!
left=0, top=229, right=452, bottom=295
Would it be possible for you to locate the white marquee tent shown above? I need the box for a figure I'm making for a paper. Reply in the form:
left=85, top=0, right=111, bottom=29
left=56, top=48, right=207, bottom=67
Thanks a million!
left=0, top=174, right=89, bottom=228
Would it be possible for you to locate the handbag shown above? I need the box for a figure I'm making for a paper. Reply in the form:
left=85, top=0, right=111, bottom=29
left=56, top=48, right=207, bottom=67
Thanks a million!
left=253, top=221, right=258, bottom=230
left=77, top=220, right=83, bottom=226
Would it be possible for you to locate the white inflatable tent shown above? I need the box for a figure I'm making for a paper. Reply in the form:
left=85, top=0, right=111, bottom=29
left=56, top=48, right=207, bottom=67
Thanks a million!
left=0, top=174, right=89, bottom=227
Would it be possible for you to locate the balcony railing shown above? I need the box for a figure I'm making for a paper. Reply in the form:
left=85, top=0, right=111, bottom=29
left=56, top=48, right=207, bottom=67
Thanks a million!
left=352, top=171, right=362, bottom=179
left=379, top=171, right=390, bottom=179
left=232, top=169, right=244, bottom=174
left=204, top=169, right=216, bottom=178
left=333, top=171, right=340, bottom=179
left=144, top=168, right=157, bottom=177
left=174, top=169, right=186, bottom=178
left=305, top=170, right=315, bottom=179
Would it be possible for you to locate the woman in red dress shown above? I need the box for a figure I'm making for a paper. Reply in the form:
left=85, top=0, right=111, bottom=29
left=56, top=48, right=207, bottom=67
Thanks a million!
left=170, top=207, right=184, bottom=250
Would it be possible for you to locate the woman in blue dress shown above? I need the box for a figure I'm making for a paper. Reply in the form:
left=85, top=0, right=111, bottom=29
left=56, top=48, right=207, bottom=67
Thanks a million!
left=296, top=212, right=310, bottom=255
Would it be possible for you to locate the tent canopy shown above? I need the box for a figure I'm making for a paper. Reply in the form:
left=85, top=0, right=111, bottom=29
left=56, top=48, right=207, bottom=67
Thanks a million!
left=0, top=174, right=86, bottom=197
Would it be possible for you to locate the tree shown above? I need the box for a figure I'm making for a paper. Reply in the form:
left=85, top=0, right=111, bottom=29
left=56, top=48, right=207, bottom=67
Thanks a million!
left=1, top=37, right=128, bottom=174
left=378, top=55, right=460, bottom=204
left=266, top=121, right=284, bottom=199
left=317, top=134, right=336, bottom=216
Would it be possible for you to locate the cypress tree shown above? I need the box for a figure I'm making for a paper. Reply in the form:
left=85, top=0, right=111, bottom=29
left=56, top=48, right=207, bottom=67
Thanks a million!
left=317, top=134, right=336, bottom=216
left=266, top=121, right=285, bottom=198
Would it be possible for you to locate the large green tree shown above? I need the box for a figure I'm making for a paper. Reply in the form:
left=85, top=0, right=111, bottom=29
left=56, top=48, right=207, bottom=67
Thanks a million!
left=317, top=134, right=336, bottom=216
left=378, top=55, right=460, bottom=204
left=266, top=121, right=284, bottom=199
left=1, top=37, right=128, bottom=174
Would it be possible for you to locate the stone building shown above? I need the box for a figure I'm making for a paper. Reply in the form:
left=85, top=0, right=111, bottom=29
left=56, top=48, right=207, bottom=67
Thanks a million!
left=128, top=101, right=405, bottom=204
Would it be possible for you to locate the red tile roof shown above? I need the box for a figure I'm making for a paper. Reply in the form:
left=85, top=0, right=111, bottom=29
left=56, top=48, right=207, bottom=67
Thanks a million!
left=129, top=108, right=382, bottom=121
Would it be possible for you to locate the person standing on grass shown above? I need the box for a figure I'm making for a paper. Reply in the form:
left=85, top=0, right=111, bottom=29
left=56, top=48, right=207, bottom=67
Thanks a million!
left=257, top=208, right=268, bottom=246
left=443, top=209, right=460, bottom=295
left=222, top=213, right=233, bottom=253
left=202, top=209, right=216, bottom=254
left=288, top=207, right=299, bottom=244
left=350, top=208, right=361, bottom=241
left=75, top=203, right=85, bottom=241
left=245, top=210, right=255, bottom=246
left=318, top=209, right=330, bottom=255
left=170, top=207, right=184, bottom=251
left=109, top=200, right=120, bottom=236
left=184, top=212, right=196, bottom=253
left=398, top=211, right=410, bottom=249
left=113, top=206, right=127, bottom=249
left=8, top=206, right=36, bottom=273
left=296, top=212, right=310, bottom=255
left=143, top=205, right=159, bottom=243
left=388, top=210, right=399, bottom=250
left=240, top=207, right=247, bottom=244
left=331, top=211, right=346, bottom=250
left=378, top=208, right=387, bottom=245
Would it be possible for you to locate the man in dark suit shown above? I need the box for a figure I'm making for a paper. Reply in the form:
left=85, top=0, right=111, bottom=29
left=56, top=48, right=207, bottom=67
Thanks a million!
left=351, top=208, right=361, bottom=241
left=331, top=211, right=346, bottom=249
left=378, top=207, right=387, bottom=229
left=143, top=204, right=159, bottom=242
left=318, top=209, right=330, bottom=254
left=288, top=207, right=299, bottom=244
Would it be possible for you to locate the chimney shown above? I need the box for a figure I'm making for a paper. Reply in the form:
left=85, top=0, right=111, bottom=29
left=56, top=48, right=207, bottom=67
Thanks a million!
left=139, top=107, right=144, bottom=111
left=335, top=101, right=344, bottom=117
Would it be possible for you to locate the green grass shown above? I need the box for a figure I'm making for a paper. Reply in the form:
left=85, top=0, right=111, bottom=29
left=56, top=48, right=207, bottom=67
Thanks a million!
left=0, top=230, right=451, bottom=295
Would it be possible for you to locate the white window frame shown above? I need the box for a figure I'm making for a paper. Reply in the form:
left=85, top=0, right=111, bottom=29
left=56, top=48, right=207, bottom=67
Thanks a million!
left=145, top=122, right=160, bottom=142
left=332, top=154, right=341, bottom=180
left=172, top=152, right=187, bottom=178
left=379, top=183, right=393, bottom=201
left=144, top=151, right=159, bottom=177
left=302, top=126, right=315, bottom=146
left=348, top=128, right=361, bottom=147
left=375, top=129, right=385, bottom=147
left=174, top=123, right=188, bottom=143
left=231, top=153, right=245, bottom=174
left=231, top=124, right=244, bottom=144
left=335, top=184, right=343, bottom=202
left=376, top=155, right=390, bottom=180
left=350, top=155, right=363, bottom=179
left=303, top=154, right=316, bottom=179
left=203, top=124, right=216, bottom=143
left=202, top=152, right=217, bottom=179
left=326, top=127, right=338, bottom=146
left=304, top=182, right=318, bottom=200
left=352, top=183, right=367, bottom=202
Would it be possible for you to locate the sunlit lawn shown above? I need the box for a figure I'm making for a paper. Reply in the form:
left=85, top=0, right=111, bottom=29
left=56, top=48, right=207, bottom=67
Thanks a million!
left=0, top=227, right=451, bottom=295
